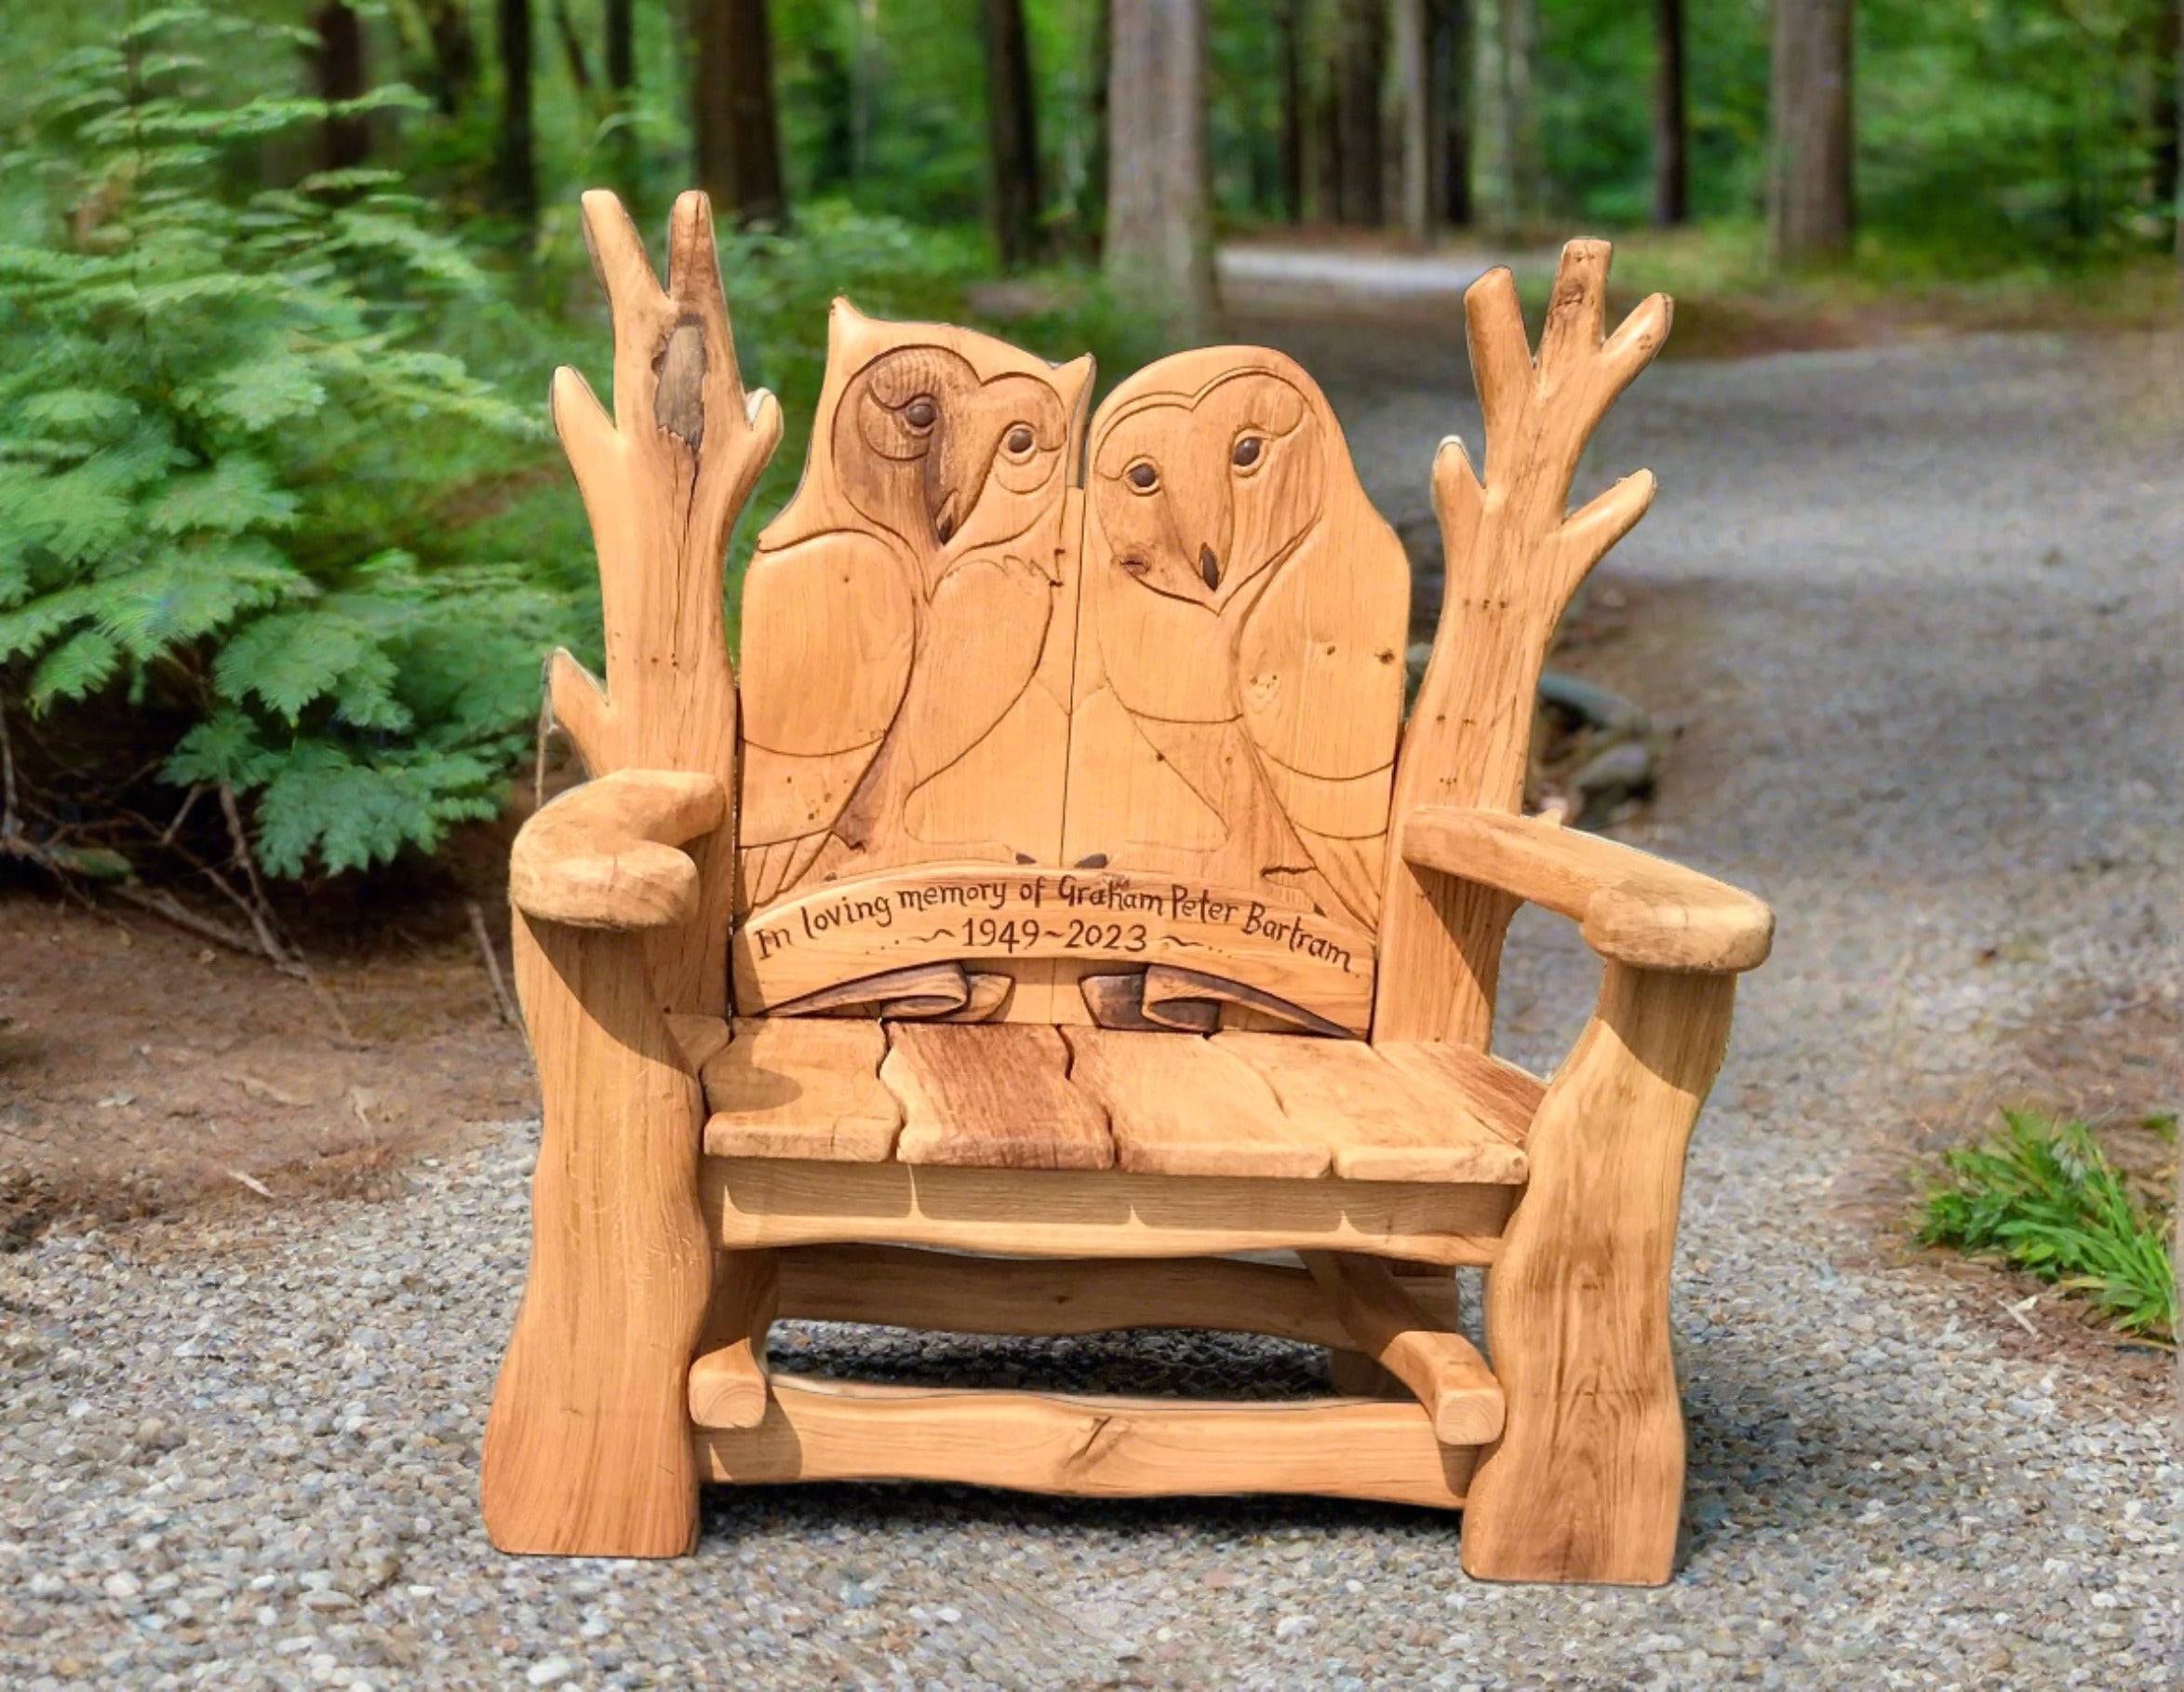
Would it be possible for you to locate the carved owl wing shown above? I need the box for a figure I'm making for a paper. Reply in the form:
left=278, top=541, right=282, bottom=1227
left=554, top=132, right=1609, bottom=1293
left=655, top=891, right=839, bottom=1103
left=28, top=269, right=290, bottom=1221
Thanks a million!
left=1233, top=356, right=1409, bottom=928
left=738, top=302, right=1092, bottom=908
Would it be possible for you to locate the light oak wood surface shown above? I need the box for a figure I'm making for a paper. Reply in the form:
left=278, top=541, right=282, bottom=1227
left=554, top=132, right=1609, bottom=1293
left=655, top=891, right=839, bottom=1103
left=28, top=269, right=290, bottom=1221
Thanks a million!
left=695, top=1376, right=1476, bottom=1508
left=700, top=1016, right=904, bottom=1162
left=1402, top=807, right=1774, bottom=974
left=770, top=1245, right=1457, bottom=1345
left=490, top=207, right=1773, bottom=1583
left=730, top=863, right=1374, bottom=1035
left=1375, top=242, right=1670, bottom=1049
left=481, top=772, right=722, bottom=1557
left=703, top=1157, right=1516, bottom=1264
left=1303, top=1252, right=1504, bottom=1444
left=1213, top=1032, right=1531, bottom=1183
left=700, top=1017, right=1535, bottom=1183
left=886, top=1022, right=1114, bottom=1170
left=686, top=1249, right=777, bottom=1430
left=543, top=191, right=779, bottom=1016
left=1460, top=963, right=1735, bottom=1585
left=1064, top=346, right=1409, bottom=938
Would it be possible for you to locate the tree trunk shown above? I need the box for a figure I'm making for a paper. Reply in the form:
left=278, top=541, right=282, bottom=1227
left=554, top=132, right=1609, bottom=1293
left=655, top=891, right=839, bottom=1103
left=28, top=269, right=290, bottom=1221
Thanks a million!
left=495, top=0, right=536, bottom=222
left=1278, top=0, right=1306, bottom=223
left=692, top=0, right=787, bottom=226
left=983, top=0, right=1044, bottom=270
left=1768, top=0, right=1854, bottom=265
left=1429, top=0, right=1472, bottom=225
left=1104, top=0, right=1213, bottom=342
left=313, top=2, right=369, bottom=171
left=1335, top=0, right=1386, bottom=224
left=1391, top=0, right=1430, bottom=239
left=1496, top=0, right=1540, bottom=227
left=552, top=0, right=594, bottom=97
left=606, top=0, right=634, bottom=93
left=1652, top=0, right=1687, bottom=225
left=420, top=0, right=481, bottom=115
left=2153, top=0, right=2179, bottom=260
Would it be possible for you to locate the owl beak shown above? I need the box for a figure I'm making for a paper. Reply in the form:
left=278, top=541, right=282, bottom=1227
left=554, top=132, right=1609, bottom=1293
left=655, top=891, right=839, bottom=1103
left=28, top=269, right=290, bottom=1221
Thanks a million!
left=932, top=489, right=961, bottom=546
left=1199, top=544, right=1222, bottom=592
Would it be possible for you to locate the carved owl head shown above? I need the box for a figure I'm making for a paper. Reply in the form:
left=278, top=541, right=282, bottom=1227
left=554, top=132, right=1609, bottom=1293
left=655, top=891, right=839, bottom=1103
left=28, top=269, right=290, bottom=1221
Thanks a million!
left=758, top=302, right=1093, bottom=584
left=1088, top=355, right=1330, bottom=613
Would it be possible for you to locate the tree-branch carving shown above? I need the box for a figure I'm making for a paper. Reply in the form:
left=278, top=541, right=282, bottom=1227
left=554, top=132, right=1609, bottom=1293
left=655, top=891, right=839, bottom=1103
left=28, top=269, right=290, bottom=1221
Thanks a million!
left=545, top=190, right=782, bottom=1015
left=1374, top=240, right=1670, bottom=1047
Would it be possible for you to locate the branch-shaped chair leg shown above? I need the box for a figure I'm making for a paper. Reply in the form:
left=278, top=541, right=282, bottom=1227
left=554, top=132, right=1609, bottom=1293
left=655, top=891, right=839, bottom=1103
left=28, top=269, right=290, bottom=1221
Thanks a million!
left=481, top=908, right=714, bottom=1557
left=1460, top=962, right=1735, bottom=1586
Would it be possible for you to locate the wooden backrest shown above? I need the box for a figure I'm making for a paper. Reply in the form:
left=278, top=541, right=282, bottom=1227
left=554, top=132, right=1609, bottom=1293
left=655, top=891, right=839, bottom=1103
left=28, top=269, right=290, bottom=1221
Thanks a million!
left=543, top=194, right=1667, bottom=1049
left=729, top=308, right=1409, bottom=1037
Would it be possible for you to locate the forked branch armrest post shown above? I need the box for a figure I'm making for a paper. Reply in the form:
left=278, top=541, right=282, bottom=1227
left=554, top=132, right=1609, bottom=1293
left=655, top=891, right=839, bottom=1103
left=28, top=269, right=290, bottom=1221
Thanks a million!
left=1403, top=809, right=1770, bottom=1586
left=483, top=769, right=725, bottom=1557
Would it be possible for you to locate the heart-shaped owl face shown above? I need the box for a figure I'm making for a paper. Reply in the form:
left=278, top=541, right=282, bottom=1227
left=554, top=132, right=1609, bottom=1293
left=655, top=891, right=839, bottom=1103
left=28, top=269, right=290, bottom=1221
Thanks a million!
left=1089, top=364, right=1328, bottom=612
left=837, top=343, right=1076, bottom=562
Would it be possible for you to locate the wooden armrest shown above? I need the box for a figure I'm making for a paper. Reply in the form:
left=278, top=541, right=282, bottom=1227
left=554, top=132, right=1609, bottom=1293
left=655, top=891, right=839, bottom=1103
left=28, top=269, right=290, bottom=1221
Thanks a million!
left=1400, top=807, right=1772, bottom=974
left=509, top=770, right=726, bottom=931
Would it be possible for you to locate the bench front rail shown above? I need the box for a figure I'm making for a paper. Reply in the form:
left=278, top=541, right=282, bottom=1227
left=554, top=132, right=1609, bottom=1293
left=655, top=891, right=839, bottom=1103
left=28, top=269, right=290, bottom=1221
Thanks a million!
left=479, top=191, right=1774, bottom=1586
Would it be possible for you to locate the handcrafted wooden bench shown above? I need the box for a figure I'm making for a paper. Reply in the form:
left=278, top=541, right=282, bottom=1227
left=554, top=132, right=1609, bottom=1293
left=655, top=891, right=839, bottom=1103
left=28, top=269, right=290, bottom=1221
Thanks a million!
left=480, top=191, right=1774, bottom=1586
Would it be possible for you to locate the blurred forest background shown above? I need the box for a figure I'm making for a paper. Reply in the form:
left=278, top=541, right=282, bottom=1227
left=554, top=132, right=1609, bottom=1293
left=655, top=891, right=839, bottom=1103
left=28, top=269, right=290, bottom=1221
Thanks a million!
left=0, top=0, right=2178, bottom=913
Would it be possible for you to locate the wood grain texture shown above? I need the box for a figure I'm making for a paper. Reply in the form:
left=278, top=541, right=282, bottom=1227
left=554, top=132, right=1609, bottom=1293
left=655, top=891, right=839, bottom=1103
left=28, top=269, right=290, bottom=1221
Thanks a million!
left=1374, top=1041, right=1544, bottom=1146
left=1060, top=1025, right=1329, bottom=1177
left=702, top=1157, right=1516, bottom=1264
left=687, top=1250, right=778, bottom=1430
left=1460, top=963, right=1735, bottom=1587
left=737, top=307, right=1093, bottom=1021
left=731, top=863, right=1374, bottom=1036
left=1303, top=1252, right=1504, bottom=1444
left=695, top=1376, right=1476, bottom=1508
left=544, top=191, right=779, bottom=1015
left=1064, top=346, right=1409, bottom=940
left=1376, top=241, right=1669, bottom=1048
left=481, top=912, right=712, bottom=1556
left=701, top=1016, right=902, bottom=1161
left=508, top=771, right=725, bottom=931
left=1214, top=1031, right=1532, bottom=1183
left=773, top=1245, right=1457, bottom=1346
left=1401, top=807, right=1773, bottom=974
left=885, top=1022, right=1112, bottom=1170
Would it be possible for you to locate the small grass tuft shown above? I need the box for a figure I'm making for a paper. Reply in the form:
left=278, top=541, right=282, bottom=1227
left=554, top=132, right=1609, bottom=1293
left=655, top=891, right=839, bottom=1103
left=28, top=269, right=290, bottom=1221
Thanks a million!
left=1919, top=1110, right=2176, bottom=1347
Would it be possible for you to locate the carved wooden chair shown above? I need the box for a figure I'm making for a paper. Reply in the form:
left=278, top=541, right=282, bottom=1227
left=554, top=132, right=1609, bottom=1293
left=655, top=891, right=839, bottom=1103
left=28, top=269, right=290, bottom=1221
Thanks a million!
left=480, top=191, right=1774, bottom=1586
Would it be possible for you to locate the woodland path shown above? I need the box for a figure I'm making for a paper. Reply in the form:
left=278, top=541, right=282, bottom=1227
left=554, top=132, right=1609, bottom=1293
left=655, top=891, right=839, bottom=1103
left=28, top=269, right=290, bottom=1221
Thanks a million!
left=2, top=327, right=2178, bottom=1688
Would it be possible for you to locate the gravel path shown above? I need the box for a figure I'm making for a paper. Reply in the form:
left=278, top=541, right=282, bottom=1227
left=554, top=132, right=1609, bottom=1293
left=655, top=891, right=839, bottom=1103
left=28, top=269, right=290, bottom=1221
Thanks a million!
left=5, top=329, right=2179, bottom=1688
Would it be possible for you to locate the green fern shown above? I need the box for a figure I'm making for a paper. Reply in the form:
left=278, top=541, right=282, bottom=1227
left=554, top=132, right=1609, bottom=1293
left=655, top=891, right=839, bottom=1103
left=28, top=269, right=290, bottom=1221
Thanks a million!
left=0, top=3, right=567, bottom=877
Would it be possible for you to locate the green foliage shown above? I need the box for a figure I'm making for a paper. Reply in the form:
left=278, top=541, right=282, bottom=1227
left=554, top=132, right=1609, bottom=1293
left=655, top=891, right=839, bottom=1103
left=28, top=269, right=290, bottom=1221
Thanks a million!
left=0, top=6, right=569, bottom=877
left=1919, top=1110, right=2177, bottom=1346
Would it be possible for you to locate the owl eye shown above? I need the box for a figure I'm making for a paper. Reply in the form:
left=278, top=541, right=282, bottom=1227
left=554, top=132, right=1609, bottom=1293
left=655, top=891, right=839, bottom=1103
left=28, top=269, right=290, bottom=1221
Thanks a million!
left=1231, top=435, right=1266, bottom=471
left=1002, top=423, right=1037, bottom=460
left=1125, top=460, right=1160, bottom=494
left=903, top=396, right=938, bottom=430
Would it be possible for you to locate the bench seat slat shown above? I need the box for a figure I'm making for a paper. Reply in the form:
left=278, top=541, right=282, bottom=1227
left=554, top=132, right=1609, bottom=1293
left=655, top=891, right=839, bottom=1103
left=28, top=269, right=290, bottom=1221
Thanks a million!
left=703, top=1019, right=1534, bottom=1185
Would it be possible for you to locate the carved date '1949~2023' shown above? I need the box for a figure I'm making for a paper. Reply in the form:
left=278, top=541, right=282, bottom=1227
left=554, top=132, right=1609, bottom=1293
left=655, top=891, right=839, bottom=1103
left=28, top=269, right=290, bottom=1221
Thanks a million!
left=729, top=865, right=1377, bottom=1028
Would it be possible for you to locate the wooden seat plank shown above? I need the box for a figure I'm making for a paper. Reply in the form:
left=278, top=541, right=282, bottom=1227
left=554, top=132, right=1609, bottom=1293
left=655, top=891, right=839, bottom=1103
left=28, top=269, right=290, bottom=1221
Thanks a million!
left=1376, top=1041, right=1544, bottom=1146
left=1061, top=1026, right=1331, bottom=1178
left=702, top=1017, right=903, bottom=1162
left=1213, top=1032, right=1531, bottom=1184
left=886, top=1022, right=1114, bottom=1171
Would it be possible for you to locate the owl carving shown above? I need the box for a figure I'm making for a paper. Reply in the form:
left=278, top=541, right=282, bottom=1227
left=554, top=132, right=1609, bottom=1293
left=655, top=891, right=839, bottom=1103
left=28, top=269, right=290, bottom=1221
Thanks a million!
left=1062, top=348, right=1411, bottom=929
left=738, top=303, right=1093, bottom=909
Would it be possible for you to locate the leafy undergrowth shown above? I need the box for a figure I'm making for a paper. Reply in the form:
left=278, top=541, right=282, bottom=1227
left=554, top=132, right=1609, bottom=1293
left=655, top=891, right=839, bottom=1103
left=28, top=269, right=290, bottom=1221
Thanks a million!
left=1919, top=1109, right=2177, bottom=1347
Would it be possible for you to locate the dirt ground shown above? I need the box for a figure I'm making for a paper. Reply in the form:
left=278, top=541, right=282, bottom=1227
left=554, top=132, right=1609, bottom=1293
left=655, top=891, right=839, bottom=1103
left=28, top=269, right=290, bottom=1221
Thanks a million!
left=0, top=857, right=532, bottom=1245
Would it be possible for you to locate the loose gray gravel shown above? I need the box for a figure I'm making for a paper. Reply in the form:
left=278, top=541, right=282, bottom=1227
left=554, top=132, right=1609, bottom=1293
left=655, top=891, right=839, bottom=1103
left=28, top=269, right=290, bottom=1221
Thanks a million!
left=4, top=329, right=2179, bottom=1688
